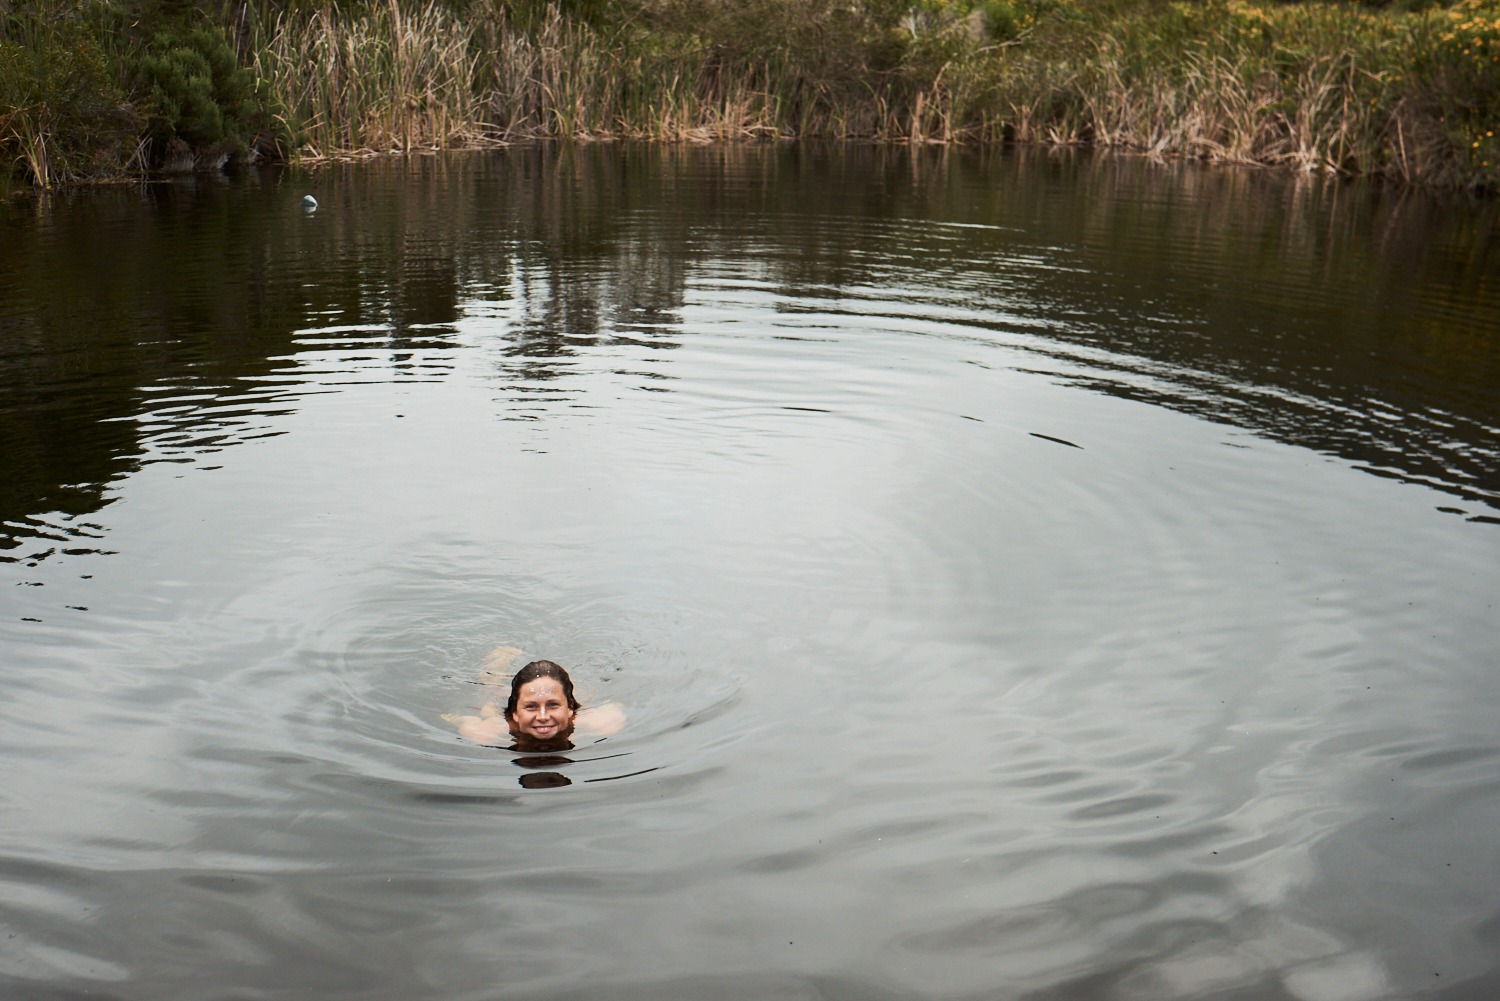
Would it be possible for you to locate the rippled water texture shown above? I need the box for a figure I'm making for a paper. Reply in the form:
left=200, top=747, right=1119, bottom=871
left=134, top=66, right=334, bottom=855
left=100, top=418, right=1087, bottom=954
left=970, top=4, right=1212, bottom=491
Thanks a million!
left=2, top=146, right=1499, bottom=1001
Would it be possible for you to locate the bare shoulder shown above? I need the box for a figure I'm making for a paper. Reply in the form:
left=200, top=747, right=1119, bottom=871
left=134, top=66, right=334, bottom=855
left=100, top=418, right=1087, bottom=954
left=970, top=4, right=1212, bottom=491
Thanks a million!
left=576, top=701, right=626, bottom=738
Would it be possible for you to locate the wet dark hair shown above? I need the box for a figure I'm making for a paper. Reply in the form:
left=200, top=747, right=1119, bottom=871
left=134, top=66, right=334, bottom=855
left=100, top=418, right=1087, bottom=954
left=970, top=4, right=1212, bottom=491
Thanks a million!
left=504, top=660, right=581, bottom=718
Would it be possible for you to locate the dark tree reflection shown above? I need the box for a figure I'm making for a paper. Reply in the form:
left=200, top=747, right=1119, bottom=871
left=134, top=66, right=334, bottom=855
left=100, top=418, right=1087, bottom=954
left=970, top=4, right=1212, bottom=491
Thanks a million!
left=3, top=144, right=1497, bottom=562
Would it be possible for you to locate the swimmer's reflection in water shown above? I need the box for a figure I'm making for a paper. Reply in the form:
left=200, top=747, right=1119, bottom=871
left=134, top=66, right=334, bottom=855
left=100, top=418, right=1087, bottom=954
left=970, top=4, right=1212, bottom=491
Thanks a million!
left=512, top=753, right=573, bottom=787
left=444, top=647, right=626, bottom=755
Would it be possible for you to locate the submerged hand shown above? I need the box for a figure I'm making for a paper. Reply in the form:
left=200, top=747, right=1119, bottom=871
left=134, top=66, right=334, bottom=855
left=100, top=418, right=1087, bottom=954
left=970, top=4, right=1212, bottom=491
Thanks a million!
left=479, top=645, right=525, bottom=683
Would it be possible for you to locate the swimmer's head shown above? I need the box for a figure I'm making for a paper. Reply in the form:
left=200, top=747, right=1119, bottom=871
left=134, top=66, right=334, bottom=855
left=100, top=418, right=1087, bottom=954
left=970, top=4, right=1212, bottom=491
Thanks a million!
left=505, top=660, right=580, bottom=744
left=505, top=660, right=581, bottom=716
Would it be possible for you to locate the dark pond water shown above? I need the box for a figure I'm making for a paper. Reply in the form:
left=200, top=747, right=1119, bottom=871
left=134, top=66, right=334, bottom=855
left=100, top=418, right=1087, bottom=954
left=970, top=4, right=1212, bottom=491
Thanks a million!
left=3, top=145, right=1499, bottom=1001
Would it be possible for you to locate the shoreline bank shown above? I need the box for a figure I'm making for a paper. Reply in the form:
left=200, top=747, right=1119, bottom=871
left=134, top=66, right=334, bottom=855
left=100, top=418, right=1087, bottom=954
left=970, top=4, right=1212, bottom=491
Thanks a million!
left=4, top=0, right=1496, bottom=194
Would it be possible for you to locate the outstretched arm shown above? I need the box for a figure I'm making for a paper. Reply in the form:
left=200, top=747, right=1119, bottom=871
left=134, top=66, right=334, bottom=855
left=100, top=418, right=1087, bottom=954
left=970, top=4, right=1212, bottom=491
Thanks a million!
left=442, top=712, right=512, bottom=746
left=576, top=702, right=626, bottom=739
left=446, top=646, right=522, bottom=745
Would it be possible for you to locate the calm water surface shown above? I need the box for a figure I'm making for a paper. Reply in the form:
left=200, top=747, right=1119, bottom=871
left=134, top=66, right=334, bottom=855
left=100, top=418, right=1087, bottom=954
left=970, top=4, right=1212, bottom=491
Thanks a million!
left=2, top=146, right=1499, bottom=1001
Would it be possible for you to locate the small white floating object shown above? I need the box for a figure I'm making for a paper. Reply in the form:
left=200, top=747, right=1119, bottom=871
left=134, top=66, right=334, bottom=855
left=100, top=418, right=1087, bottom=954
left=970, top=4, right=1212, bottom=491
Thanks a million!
left=302, top=194, right=318, bottom=211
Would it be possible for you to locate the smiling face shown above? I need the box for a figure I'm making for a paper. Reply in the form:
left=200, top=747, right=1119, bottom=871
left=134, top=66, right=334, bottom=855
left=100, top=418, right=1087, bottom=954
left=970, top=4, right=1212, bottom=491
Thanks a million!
left=506, top=677, right=577, bottom=742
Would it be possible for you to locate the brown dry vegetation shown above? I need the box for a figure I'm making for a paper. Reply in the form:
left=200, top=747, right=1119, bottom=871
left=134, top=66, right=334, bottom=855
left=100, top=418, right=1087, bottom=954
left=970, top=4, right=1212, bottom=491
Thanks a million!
left=3, top=0, right=1498, bottom=190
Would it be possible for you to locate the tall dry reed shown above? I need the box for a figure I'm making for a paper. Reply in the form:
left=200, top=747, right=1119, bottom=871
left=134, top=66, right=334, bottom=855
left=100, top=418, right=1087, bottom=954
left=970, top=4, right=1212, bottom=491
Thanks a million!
left=975, top=0, right=1498, bottom=187
left=251, top=0, right=488, bottom=156
left=237, top=0, right=1497, bottom=189
left=0, top=0, right=1427, bottom=192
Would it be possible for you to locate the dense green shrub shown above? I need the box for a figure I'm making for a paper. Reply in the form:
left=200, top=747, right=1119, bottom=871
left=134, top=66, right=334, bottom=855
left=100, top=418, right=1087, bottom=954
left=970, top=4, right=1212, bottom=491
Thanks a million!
left=131, top=21, right=261, bottom=151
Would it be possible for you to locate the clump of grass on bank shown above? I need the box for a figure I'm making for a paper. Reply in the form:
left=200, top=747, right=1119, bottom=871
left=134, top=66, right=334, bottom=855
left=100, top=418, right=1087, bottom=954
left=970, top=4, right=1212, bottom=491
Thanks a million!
left=249, top=0, right=486, bottom=156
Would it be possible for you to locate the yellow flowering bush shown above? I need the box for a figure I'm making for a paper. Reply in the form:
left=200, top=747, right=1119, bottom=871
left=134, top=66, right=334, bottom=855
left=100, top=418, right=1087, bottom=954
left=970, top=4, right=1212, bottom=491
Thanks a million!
left=1417, top=0, right=1500, bottom=183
